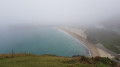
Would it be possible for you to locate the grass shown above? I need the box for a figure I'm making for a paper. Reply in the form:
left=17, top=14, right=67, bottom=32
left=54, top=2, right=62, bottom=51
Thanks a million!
left=0, top=54, right=119, bottom=67
left=86, top=28, right=120, bottom=54
left=101, top=37, right=120, bottom=53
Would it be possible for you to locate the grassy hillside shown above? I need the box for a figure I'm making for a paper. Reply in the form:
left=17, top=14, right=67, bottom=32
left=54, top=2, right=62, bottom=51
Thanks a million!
left=0, top=54, right=119, bottom=67
left=84, top=17, right=120, bottom=54
left=86, top=27, right=120, bottom=54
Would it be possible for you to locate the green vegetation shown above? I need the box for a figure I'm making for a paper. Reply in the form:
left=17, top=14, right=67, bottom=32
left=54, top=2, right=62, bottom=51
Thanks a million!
left=115, top=57, right=120, bottom=61
left=85, top=21, right=120, bottom=54
left=101, top=37, right=120, bottom=53
left=86, top=27, right=120, bottom=54
left=0, top=54, right=119, bottom=67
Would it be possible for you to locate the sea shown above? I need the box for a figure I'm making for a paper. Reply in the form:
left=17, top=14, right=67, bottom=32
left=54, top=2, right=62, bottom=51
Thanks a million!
left=0, top=26, right=89, bottom=57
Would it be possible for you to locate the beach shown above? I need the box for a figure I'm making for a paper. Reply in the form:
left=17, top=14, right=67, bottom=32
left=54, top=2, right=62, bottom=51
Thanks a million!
left=59, top=27, right=114, bottom=58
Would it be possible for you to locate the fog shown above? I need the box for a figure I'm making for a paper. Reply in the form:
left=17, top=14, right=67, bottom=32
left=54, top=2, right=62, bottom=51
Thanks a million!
left=1, top=0, right=120, bottom=57
left=0, top=0, right=120, bottom=26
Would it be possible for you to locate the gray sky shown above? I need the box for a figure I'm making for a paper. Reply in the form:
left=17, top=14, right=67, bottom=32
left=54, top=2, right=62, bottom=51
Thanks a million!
left=0, top=0, right=120, bottom=25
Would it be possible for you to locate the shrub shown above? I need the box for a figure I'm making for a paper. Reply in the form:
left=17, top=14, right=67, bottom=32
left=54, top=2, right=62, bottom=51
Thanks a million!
left=72, top=55, right=81, bottom=57
left=81, top=56, right=89, bottom=61
left=115, top=57, right=120, bottom=61
left=93, top=56, right=102, bottom=61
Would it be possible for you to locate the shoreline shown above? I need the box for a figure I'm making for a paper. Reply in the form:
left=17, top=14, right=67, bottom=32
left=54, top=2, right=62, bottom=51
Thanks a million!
left=58, top=27, right=114, bottom=58
left=57, top=28, right=91, bottom=57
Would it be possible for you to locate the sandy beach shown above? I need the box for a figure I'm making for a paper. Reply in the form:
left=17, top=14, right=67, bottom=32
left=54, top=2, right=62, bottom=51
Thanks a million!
left=59, top=27, right=114, bottom=58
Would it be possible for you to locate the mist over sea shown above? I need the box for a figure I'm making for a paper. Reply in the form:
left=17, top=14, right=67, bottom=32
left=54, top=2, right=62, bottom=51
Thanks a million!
left=0, top=26, right=89, bottom=57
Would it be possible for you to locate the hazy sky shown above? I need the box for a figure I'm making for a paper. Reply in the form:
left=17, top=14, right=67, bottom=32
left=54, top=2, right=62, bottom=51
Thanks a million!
left=0, top=0, right=120, bottom=25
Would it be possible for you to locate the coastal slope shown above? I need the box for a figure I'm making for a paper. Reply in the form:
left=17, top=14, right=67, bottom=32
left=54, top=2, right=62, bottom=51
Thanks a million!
left=0, top=54, right=117, bottom=67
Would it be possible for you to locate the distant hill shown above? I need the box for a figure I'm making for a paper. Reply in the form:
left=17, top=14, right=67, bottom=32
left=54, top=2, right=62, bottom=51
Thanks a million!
left=101, top=16, right=120, bottom=35
left=85, top=16, right=120, bottom=54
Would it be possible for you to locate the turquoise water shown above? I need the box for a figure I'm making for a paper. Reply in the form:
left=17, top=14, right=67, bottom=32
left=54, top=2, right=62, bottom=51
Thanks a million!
left=0, top=27, right=89, bottom=57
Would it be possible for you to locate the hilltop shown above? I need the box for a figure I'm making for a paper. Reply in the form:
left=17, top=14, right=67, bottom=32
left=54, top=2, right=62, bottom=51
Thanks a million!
left=0, top=54, right=119, bottom=67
